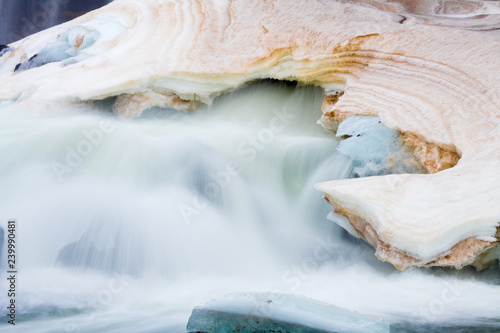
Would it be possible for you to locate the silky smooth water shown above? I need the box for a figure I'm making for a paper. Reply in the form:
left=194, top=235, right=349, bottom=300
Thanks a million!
left=0, top=82, right=499, bottom=332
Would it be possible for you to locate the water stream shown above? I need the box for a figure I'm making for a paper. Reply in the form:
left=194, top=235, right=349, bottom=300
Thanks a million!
left=0, top=82, right=499, bottom=332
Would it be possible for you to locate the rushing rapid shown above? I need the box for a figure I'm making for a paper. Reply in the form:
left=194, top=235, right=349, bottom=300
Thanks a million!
left=0, top=82, right=499, bottom=332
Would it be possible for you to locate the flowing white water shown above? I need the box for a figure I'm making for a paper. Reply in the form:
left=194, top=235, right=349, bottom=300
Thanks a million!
left=0, top=82, right=499, bottom=332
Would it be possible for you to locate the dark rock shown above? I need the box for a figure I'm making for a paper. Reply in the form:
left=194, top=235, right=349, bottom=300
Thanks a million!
left=0, top=0, right=112, bottom=44
left=0, top=44, right=12, bottom=57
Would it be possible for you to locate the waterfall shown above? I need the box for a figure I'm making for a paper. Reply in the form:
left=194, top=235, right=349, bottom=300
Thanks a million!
left=0, top=82, right=499, bottom=332
left=0, top=0, right=112, bottom=44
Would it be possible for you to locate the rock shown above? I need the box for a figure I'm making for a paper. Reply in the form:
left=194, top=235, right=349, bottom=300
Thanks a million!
left=186, top=293, right=390, bottom=333
left=0, top=44, right=12, bottom=58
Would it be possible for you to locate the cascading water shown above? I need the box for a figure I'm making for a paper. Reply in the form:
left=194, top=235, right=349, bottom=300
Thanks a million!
left=0, top=0, right=112, bottom=44
left=0, top=82, right=499, bottom=332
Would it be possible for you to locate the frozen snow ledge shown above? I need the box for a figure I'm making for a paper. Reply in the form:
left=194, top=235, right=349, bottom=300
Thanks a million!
left=0, top=0, right=499, bottom=269
left=186, top=293, right=390, bottom=333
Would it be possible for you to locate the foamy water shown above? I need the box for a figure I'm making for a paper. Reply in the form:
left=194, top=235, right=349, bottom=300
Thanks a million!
left=0, top=82, right=498, bottom=332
